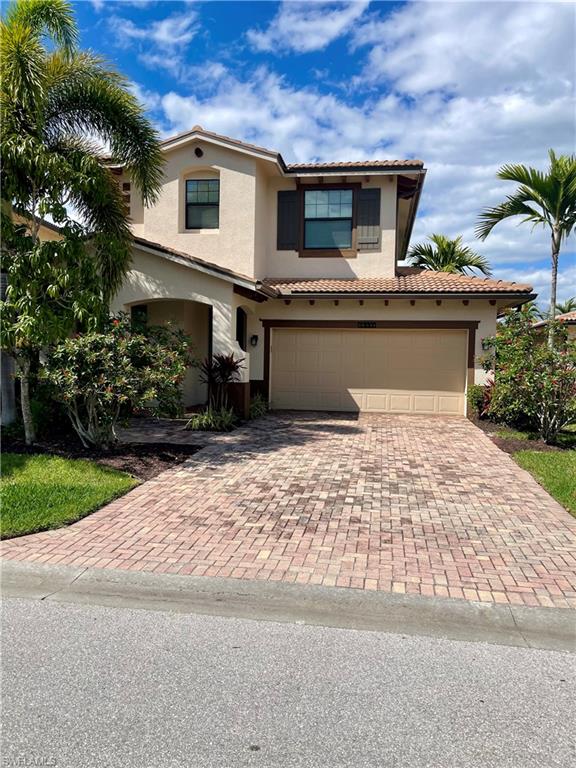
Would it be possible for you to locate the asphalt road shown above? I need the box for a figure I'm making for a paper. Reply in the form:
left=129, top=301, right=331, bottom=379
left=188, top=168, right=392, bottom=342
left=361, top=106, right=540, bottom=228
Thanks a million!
left=1, top=598, right=574, bottom=768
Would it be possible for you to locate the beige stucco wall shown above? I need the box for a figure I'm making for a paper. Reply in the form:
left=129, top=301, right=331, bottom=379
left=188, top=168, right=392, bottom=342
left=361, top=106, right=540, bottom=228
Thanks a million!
left=123, top=142, right=259, bottom=278
left=261, top=176, right=398, bottom=280
left=111, top=247, right=247, bottom=379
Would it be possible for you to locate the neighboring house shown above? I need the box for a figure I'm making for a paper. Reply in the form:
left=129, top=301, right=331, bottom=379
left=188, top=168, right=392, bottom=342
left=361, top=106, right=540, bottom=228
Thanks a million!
left=532, top=311, right=576, bottom=340
left=109, top=126, right=534, bottom=417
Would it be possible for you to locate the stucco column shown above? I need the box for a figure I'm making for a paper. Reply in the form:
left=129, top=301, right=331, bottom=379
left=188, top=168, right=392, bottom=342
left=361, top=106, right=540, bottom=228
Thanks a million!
left=211, top=299, right=250, bottom=382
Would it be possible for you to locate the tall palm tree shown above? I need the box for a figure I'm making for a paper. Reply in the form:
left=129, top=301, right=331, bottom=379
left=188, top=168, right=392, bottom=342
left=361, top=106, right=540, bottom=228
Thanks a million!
left=1, top=0, right=164, bottom=302
left=476, top=150, right=576, bottom=348
left=0, top=0, right=164, bottom=441
left=408, top=234, right=492, bottom=275
left=556, top=297, right=576, bottom=315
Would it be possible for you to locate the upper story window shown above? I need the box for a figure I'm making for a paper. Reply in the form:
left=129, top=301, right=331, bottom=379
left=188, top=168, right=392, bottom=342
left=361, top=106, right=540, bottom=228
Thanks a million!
left=186, top=179, right=219, bottom=229
left=304, top=189, right=353, bottom=250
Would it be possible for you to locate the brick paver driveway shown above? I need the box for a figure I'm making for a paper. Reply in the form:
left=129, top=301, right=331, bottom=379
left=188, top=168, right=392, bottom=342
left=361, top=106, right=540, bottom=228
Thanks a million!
left=2, top=413, right=575, bottom=608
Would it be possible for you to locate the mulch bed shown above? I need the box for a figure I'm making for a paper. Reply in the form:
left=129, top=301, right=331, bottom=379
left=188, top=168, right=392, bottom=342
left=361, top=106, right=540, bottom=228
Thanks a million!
left=473, top=419, right=560, bottom=455
left=2, top=437, right=202, bottom=481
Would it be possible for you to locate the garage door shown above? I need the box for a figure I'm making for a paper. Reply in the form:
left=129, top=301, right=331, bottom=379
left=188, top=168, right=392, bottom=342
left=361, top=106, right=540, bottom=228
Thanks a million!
left=270, top=328, right=467, bottom=415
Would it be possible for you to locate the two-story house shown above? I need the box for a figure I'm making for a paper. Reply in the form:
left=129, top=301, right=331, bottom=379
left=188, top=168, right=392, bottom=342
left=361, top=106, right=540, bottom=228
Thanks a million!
left=110, top=126, right=534, bottom=417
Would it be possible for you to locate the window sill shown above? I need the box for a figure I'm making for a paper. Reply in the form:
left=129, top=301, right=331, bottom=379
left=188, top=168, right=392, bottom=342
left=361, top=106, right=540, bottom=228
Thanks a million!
left=299, top=249, right=357, bottom=259
left=183, top=228, right=220, bottom=234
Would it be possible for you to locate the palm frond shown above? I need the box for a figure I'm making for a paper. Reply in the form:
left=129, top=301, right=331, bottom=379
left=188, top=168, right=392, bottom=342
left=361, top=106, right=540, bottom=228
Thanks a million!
left=408, top=234, right=491, bottom=275
left=0, top=21, right=46, bottom=130
left=44, top=52, right=163, bottom=204
left=50, top=134, right=133, bottom=301
left=556, top=297, right=576, bottom=314
left=475, top=194, right=547, bottom=240
left=4, top=0, right=77, bottom=54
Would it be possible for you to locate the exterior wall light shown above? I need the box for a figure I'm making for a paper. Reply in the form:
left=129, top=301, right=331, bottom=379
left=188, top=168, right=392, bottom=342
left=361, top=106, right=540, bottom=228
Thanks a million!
left=250, top=334, right=259, bottom=347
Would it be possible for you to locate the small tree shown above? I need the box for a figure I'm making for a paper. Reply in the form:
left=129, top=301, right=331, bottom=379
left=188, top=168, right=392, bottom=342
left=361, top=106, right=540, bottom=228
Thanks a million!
left=0, top=0, right=163, bottom=442
left=44, top=317, right=191, bottom=449
left=0, top=217, right=102, bottom=442
left=481, top=310, right=576, bottom=443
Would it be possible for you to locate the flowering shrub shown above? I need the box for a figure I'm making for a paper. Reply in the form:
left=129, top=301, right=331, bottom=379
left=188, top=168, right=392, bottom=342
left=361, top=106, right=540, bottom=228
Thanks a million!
left=45, top=316, right=191, bottom=448
left=481, top=310, right=576, bottom=443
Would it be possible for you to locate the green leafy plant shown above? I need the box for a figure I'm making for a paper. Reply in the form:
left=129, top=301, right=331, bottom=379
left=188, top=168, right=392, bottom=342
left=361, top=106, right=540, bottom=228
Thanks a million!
left=481, top=310, right=576, bottom=443
left=466, top=384, right=485, bottom=420
left=186, top=407, right=237, bottom=433
left=249, top=393, right=269, bottom=419
left=44, top=316, right=191, bottom=448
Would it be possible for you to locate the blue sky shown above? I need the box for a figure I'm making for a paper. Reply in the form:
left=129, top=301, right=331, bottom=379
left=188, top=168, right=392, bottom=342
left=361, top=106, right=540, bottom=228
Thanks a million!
left=78, top=1, right=574, bottom=304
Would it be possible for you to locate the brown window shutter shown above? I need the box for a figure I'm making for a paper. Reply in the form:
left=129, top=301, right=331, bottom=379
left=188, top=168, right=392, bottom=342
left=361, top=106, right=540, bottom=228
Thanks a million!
left=277, top=190, right=299, bottom=250
left=357, top=188, right=381, bottom=251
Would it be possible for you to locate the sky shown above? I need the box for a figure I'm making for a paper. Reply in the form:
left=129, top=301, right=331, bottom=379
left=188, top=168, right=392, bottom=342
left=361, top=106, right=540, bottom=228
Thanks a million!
left=76, top=0, right=574, bottom=305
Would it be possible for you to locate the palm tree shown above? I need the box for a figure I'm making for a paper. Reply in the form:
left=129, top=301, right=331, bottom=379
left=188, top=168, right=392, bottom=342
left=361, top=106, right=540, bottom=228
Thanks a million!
left=0, top=0, right=164, bottom=441
left=407, top=234, right=492, bottom=275
left=1, top=0, right=163, bottom=300
left=556, top=297, right=576, bottom=315
left=476, top=150, right=576, bottom=348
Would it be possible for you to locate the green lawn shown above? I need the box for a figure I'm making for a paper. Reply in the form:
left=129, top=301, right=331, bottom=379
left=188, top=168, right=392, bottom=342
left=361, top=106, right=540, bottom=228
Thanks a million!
left=514, top=450, right=576, bottom=517
left=1, top=453, right=137, bottom=539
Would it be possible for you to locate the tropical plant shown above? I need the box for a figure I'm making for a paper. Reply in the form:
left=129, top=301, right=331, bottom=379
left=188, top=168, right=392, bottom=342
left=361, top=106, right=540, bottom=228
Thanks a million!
left=44, top=316, right=191, bottom=449
left=466, top=384, right=485, bottom=420
left=249, top=393, right=269, bottom=419
left=407, top=234, right=492, bottom=275
left=186, top=407, right=237, bottom=433
left=476, top=150, right=576, bottom=348
left=556, top=297, right=576, bottom=315
left=481, top=310, right=576, bottom=443
left=197, top=353, right=245, bottom=411
left=0, top=0, right=163, bottom=443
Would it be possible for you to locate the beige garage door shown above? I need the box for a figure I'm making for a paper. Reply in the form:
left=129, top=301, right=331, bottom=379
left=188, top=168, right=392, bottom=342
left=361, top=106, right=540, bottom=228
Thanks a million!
left=270, top=328, right=467, bottom=415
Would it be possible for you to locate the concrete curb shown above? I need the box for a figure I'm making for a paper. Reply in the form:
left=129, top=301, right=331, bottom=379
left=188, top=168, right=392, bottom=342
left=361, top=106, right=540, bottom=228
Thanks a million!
left=2, top=561, right=575, bottom=652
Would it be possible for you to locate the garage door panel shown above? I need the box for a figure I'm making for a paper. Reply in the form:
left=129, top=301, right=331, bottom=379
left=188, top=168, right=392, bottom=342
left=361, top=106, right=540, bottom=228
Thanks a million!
left=270, top=329, right=466, bottom=416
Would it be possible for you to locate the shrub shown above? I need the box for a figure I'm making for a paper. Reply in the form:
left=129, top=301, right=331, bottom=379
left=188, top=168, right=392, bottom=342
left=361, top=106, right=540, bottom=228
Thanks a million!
left=249, top=393, right=269, bottom=419
left=466, top=384, right=485, bottom=420
left=481, top=310, right=576, bottom=443
left=45, top=316, right=191, bottom=448
left=197, top=353, right=245, bottom=411
left=186, top=406, right=237, bottom=432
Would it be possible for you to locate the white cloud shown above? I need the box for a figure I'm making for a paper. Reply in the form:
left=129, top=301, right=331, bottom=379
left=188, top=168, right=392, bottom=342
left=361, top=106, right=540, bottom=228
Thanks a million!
left=112, top=10, right=198, bottom=49
left=140, top=1, right=574, bottom=303
left=92, top=0, right=154, bottom=11
left=352, top=1, right=573, bottom=100
left=247, top=0, right=370, bottom=53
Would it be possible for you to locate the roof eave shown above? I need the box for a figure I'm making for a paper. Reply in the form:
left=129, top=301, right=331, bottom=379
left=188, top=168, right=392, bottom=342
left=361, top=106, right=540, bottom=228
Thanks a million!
left=270, top=291, right=537, bottom=302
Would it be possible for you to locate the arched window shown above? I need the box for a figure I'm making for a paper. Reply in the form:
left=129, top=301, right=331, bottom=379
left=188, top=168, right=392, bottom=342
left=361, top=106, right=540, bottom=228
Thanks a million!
left=236, top=307, right=247, bottom=352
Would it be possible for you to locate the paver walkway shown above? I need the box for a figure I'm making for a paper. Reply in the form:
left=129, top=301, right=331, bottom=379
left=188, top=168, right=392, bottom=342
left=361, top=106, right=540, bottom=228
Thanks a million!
left=2, top=413, right=575, bottom=608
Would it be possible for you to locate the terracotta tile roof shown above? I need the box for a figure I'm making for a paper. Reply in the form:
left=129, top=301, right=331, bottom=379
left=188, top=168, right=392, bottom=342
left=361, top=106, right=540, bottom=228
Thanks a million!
left=157, top=126, right=424, bottom=174
left=262, top=268, right=533, bottom=296
left=285, top=159, right=424, bottom=171
left=533, top=310, right=576, bottom=327
left=161, top=125, right=281, bottom=160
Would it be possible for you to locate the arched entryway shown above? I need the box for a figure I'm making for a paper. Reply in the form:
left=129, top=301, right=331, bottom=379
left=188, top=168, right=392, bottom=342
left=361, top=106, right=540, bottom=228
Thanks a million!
left=127, top=298, right=212, bottom=409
